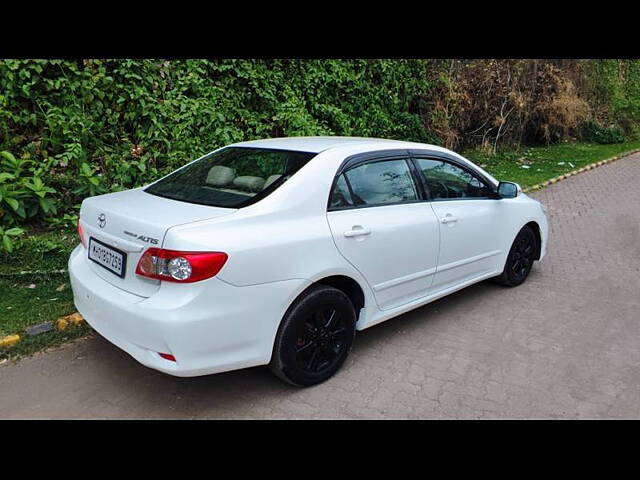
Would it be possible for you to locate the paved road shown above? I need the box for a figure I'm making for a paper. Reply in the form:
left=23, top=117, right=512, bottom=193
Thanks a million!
left=2, top=154, right=640, bottom=419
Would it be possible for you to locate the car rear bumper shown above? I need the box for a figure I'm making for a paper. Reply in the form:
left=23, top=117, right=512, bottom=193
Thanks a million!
left=68, top=245, right=309, bottom=377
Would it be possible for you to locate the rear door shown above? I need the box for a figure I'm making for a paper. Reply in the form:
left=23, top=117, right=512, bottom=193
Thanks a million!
left=326, top=155, right=440, bottom=311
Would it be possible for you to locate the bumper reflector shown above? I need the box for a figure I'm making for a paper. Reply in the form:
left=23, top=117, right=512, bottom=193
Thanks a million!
left=159, top=353, right=176, bottom=362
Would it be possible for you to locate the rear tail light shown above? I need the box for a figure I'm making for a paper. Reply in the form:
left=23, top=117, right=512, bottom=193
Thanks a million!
left=77, top=218, right=87, bottom=248
left=135, top=248, right=228, bottom=283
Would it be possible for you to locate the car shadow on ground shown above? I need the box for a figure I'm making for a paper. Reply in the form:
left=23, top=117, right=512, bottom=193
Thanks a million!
left=80, top=268, right=540, bottom=418
left=80, top=274, right=522, bottom=418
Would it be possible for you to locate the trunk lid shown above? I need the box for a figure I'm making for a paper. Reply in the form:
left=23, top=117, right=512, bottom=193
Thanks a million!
left=79, top=187, right=235, bottom=297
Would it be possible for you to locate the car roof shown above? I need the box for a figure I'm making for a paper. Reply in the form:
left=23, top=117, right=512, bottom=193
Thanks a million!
left=228, top=136, right=499, bottom=187
left=229, top=136, right=444, bottom=154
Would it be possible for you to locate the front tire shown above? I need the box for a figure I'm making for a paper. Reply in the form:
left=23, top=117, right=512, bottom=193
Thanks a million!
left=494, top=225, right=537, bottom=287
left=269, top=285, right=356, bottom=387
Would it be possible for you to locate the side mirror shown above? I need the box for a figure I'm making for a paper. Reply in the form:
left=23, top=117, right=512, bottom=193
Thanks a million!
left=497, top=181, right=519, bottom=198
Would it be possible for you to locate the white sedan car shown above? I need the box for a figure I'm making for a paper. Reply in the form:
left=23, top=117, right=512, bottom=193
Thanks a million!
left=69, top=137, right=548, bottom=386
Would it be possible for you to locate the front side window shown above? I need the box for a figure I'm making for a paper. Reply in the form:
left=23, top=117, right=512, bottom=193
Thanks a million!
left=334, top=158, right=418, bottom=207
left=416, top=158, right=492, bottom=200
left=146, top=147, right=316, bottom=208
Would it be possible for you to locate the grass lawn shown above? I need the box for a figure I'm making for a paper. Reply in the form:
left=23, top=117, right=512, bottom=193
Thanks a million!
left=0, top=229, right=90, bottom=360
left=1, top=140, right=639, bottom=360
left=464, top=140, right=640, bottom=188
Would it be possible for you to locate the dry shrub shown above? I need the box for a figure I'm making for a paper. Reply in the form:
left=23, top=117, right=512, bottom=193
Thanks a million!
left=531, top=70, right=590, bottom=143
left=421, top=60, right=592, bottom=151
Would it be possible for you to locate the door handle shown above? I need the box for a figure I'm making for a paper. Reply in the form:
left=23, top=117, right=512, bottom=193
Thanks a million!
left=440, top=215, right=458, bottom=224
left=344, top=226, right=371, bottom=238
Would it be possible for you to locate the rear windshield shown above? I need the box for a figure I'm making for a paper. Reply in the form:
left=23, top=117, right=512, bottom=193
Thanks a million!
left=145, top=147, right=317, bottom=208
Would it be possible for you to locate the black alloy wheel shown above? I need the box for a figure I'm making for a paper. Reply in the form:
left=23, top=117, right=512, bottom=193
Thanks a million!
left=270, top=285, right=356, bottom=387
left=494, top=225, right=537, bottom=287
left=294, top=308, right=348, bottom=375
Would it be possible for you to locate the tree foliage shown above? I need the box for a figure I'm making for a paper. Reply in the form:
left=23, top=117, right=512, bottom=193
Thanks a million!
left=1, top=58, right=639, bottom=241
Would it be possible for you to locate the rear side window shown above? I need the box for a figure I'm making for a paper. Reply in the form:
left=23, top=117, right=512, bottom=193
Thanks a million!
left=330, top=175, right=354, bottom=209
left=145, top=147, right=316, bottom=208
left=343, top=159, right=418, bottom=207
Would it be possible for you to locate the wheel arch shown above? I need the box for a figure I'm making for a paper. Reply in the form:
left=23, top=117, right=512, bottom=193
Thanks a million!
left=282, top=273, right=368, bottom=322
left=314, top=275, right=366, bottom=317
left=268, top=273, right=368, bottom=371
left=523, top=220, right=542, bottom=260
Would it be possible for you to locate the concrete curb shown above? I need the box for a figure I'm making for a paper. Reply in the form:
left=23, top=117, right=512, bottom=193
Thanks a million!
left=57, top=312, right=85, bottom=331
left=0, top=313, right=85, bottom=350
left=0, top=335, right=21, bottom=348
left=522, top=148, right=640, bottom=193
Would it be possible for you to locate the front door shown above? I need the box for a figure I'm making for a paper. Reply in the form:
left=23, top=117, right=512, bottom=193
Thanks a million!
left=414, top=157, right=506, bottom=293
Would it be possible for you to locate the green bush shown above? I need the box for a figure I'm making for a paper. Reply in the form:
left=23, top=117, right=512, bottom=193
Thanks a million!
left=0, top=150, right=57, bottom=225
left=583, top=60, right=640, bottom=134
left=0, top=225, right=23, bottom=253
left=581, top=121, right=626, bottom=144
left=0, top=59, right=436, bottom=230
left=2, top=59, right=640, bottom=233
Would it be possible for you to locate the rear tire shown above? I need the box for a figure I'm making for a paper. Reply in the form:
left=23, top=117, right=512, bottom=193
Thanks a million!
left=269, top=285, right=356, bottom=387
left=494, top=225, right=537, bottom=287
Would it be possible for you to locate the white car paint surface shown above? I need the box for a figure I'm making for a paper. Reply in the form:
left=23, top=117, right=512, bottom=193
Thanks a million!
left=69, top=136, right=548, bottom=378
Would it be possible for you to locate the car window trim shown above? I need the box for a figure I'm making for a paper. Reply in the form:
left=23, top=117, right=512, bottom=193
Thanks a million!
left=328, top=198, right=429, bottom=212
left=335, top=149, right=413, bottom=176
left=329, top=173, right=358, bottom=209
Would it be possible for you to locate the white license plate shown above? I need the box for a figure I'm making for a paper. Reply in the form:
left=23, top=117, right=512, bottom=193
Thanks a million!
left=88, top=237, right=127, bottom=278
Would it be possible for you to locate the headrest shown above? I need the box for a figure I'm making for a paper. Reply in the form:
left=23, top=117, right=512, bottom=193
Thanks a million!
left=206, top=165, right=236, bottom=186
left=233, top=176, right=266, bottom=193
left=264, top=174, right=282, bottom=189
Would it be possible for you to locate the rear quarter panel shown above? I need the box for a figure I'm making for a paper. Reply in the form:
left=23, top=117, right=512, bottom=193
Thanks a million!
left=165, top=210, right=352, bottom=286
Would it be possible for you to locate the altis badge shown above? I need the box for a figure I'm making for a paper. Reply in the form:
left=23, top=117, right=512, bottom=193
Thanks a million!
left=123, top=230, right=159, bottom=245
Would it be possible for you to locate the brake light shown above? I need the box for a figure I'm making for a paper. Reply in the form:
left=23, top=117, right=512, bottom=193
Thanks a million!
left=135, top=248, right=228, bottom=283
left=158, top=353, right=176, bottom=362
left=77, top=218, right=86, bottom=248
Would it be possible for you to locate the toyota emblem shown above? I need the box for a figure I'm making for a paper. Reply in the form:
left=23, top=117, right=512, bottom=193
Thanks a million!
left=98, top=213, right=106, bottom=228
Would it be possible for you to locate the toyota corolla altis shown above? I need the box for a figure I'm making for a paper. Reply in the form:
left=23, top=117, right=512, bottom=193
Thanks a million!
left=69, top=137, right=548, bottom=386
